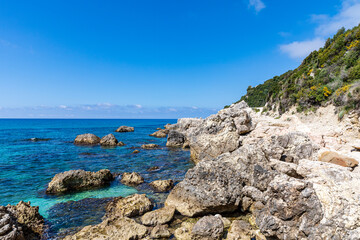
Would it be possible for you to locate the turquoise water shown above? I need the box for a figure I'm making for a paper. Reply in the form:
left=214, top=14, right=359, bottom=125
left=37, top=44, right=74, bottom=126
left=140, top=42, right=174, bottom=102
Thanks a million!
left=0, top=119, right=193, bottom=238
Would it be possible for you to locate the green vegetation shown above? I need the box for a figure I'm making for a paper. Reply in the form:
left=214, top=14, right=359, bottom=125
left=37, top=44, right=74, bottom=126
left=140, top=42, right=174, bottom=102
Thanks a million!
left=236, top=24, right=360, bottom=114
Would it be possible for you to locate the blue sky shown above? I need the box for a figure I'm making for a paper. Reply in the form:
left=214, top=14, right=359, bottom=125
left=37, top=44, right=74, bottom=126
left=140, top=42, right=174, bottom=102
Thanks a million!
left=1, top=0, right=360, bottom=118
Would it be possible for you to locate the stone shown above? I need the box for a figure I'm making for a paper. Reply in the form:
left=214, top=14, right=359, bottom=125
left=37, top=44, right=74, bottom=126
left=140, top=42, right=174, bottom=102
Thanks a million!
left=141, top=144, right=159, bottom=149
left=105, top=194, right=153, bottom=218
left=141, top=206, right=175, bottom=226
left=150, top=224, right=171, bottom=239
left=166, top=130, right=186, bottom=147
left=0, top=206, right=24, bottom=240
left=64, top=217, right=147, bottom=240
left=226, top=220, right=253, bottom=240
left=133, top=149, right=140, bottom=154
left=117, top=141, right=125, bottom=146
left=319, top=151, right=359, bottom=167
left=100, top=133, right=118, bottom=146
left=46, top=169, right=113, bottom=194
left=6, top=201, right=45, bottom=239
left=174, top=222, right=195, bottom=240
left=147, top=166, right=160, bottom=172
left=150, top=129, right=169, bottom=138
left=191, top=215, right=224, bottom=240
left=74, top=133, right=100, bottom=145
left=149, top=180, right=174, bottom=192
left=115, top=126, right=134, bottom=132
left=120, top=172, right=144, bottom=186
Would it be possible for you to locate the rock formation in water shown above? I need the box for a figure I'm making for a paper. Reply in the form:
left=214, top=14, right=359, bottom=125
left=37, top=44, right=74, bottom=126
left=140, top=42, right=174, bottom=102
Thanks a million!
left=74, top=133, right=101, bottom=145
left=115, top=126, right=134, bottom=132
left=46, top=169, right=114, bottom=194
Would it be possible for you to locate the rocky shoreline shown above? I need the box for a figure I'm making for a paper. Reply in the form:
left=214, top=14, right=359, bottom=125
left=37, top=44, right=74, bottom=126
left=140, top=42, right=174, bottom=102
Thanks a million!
left=3, top=102, right=360, bottom=239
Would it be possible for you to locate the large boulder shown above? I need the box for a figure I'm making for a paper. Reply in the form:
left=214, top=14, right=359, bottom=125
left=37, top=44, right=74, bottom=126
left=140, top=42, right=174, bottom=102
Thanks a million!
left=168, top=101, right=254, bottom=163
left=100, top=134, right=118, bottom=146
left=0, top=201, right=45, bottom=240
left=64, top=217, right=147, bottom=240
left=115, top=126, right=134, bottom=132
left=166, top=130, right=186, bottom=147
left=191, top=215, right=224, bottom=240
left=120, top=172, right=144, bottom=186
left=74, top=133, right=100, bottom=145
left=140, top=206, right=175, bottom=226
left=149, top=179, right=174, bottom=192
left=150, top=129, right=169, bottom=138
left=46, top=169, right=114, bottom=194
left=105, top=194, right=153, bottom=219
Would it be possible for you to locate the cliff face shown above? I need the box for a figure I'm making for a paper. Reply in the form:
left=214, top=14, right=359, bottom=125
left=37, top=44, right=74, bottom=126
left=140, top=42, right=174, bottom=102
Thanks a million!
left=237, top=24, right=360, bottom=115
left=165, top=101, right=360, bottom=239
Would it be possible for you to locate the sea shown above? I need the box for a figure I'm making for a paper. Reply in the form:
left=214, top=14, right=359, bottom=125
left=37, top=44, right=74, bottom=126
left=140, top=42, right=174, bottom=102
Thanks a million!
left=0, top=119, right=193, bottom=238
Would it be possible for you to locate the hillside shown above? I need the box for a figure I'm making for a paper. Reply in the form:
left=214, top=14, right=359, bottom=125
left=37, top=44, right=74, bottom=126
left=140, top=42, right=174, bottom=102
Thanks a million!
left=236, top=24, right=360, bottom=115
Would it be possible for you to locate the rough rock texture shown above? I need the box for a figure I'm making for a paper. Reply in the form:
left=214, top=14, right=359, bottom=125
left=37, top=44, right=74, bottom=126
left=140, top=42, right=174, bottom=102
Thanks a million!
left=100, top=133, right=118, bottom=146
left=74, top=133, right=100, bottom=145
left=64, top=217, right=147, bottom=240
left=105, top=194, right=153, bottom=218
left=166, top=130, right=186, bottom=147
left=174, top=221, right=195, bottom=240
left=191, top=215, right=224, bottom=240
left=150, top=129, right=169, bottom=138
left=117, top=141, right=125, bottom=146
left=319, top=151, right=358, bottom=167
left=132, top=149, right=140, bottom=154
left=226, top=220, right=264, bottom=240
left=141, top=144, right=159, bottom=149
left=120, top=172, right=144, bottom=186
left=149, top=180, right=174, bottom=192
left=46, top=169, right=113, bottom=194
left=0, top=206, right=24, bottom=240
left=115, top=126, right=134, bottom=132
left=150, top=224, right=171, bottom=239
left=6, top=201, right=45, bottom=240
left=140, top=206, right=175, bottom=226
left=0, top=201, right=45, bottom=240
left=167, top=101, right=254, bottom=163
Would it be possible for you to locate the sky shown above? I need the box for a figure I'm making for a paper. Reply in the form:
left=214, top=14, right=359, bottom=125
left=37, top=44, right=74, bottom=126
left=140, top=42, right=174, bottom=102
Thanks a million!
left=1, top=0, right=360, bottom=118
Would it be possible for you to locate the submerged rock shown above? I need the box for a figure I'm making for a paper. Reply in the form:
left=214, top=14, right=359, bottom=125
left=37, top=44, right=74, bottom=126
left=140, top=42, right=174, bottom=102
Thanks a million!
left=100, top=134, right=118, bottom=146
left=105, top=194, right=153, bottom=219
left=147, top=166, right=160, bottom=172
left=132, top=149, right=140, bottom=154
left=74, top=133, right=101, bottom=145
left=141, top=144, right=159, bottom=149
left=64, top=217, right=147, bottom=240
left=46, top=169, right=114, bottom=194
left=149, top=180, right=174, bottom=192
left=115, top=126, right=134, bottom=132
left=117, top=141, right=125, bottom=146
left=120, top=172, right=144, bottom=186
left=140, top=206, right=175, bottom=226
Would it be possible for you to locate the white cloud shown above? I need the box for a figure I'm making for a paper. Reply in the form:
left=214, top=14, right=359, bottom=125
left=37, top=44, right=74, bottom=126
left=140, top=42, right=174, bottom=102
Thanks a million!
left=59, top=105, right=67, bottom=109
left=280, top=38, right=325, bottom=59
left=135, top=104, right=142, bottom=109
left=248, top=0, right=266, bottom=13
left=280, top=0, right=360, bottom=59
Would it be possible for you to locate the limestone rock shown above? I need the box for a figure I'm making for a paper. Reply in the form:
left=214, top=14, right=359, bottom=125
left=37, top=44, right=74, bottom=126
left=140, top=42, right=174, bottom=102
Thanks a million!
left=105, top=194, right=153, bottom=218
left=117, top=141, right=125, bottom=146
left=46, top=169, right=113, bottom=194
left=121, top=172, right=144, bottom=186
left=74, top=133, right=100, bottom=145
left=6, top=201, right=45, bottom=239
left=191, top=215, right=224, bottom=240
left=226, top=220, right=253, bottom=240
left=0, top=206, right=24, bottom=240
left=149, top=180, right=174, bottom=192
left=133, top=149, right=140, bottom=154
left=100, top=133, right=118, bottom=146
left=319, top=151, right=359, bottom=167
left=141, top=206, right=175, bottom=226
left=174, top=222, right=195, bottom=240
left=64, top=217, right=147, bottom=240
left=141, top=144, right=159, bottom=149
left=115, top=126, right=134, bottom=132
left=150, top=224, right=171, bottom=239
left=166, top=130, right=186, bottom=147
left=150, top=129, right=168, bottom=138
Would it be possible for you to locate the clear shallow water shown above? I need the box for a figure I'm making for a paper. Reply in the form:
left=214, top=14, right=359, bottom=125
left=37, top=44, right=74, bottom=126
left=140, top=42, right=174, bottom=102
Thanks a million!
left=0, top=119, right=193, bottom=238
